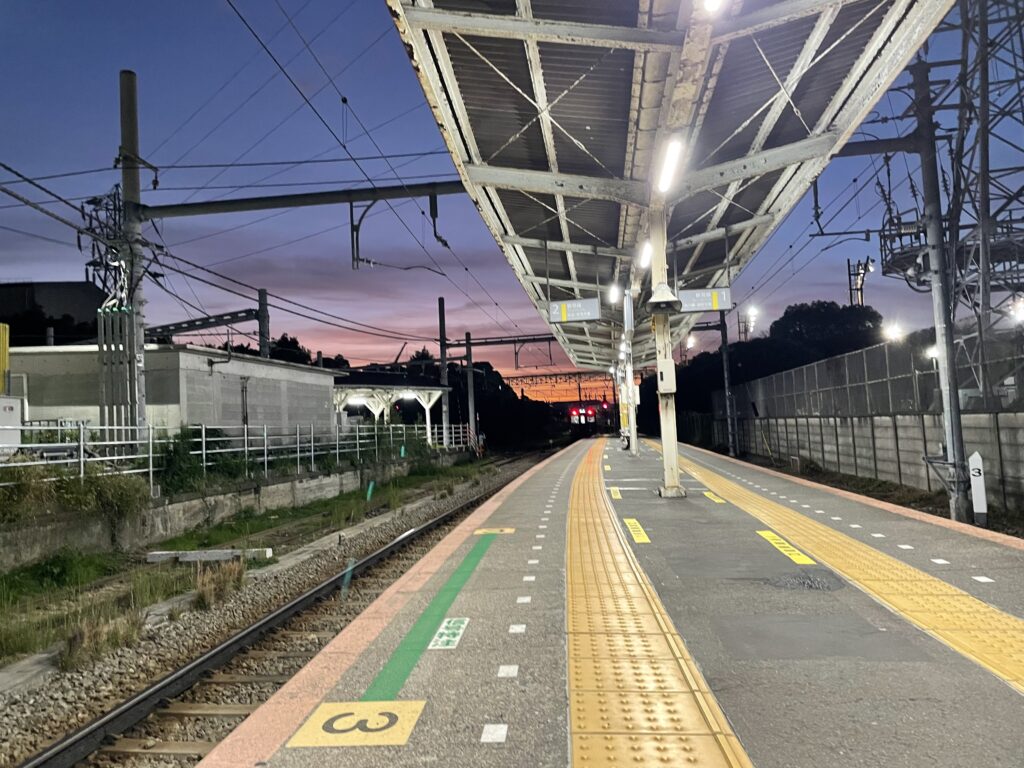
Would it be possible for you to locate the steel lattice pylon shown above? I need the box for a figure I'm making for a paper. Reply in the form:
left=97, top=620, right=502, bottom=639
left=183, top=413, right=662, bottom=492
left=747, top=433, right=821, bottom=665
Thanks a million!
left=878, top=0, right=1024, bottom=407
left=945, top=0, right=1024, bottom=401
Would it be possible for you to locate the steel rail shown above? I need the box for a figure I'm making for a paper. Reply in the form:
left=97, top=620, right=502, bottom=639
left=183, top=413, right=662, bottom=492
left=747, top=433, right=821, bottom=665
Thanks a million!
left=15, top=459, right=530, bottom=768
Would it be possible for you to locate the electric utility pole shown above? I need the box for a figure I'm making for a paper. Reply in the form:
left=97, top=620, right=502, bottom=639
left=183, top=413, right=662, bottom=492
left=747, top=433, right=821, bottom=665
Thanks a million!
left=438, top=297, right=451, bottom=447
left=911, top=60, right=969, bottom=521
left=120, top=70, right=147, bottom=429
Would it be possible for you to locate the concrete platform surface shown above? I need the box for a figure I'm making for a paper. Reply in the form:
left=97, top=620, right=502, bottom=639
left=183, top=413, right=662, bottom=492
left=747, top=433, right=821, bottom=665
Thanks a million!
left=194, top=437, right=1024, bottom=768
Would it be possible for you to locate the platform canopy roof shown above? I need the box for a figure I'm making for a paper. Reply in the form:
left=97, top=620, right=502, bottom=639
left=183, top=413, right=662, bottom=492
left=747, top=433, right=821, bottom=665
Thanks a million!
left=388, top=0, right=951, bottom=368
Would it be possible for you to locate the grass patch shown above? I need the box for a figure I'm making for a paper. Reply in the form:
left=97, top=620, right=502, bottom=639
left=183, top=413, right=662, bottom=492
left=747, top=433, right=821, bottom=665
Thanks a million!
left=58, top=608, right=144, bottom=671
left=0, top=453, right=492, bottom=664
left=192, top=560, right=246, bottom=610
left=0, top=549, right=127, bottom=607
left=0, top=463, right=149, bottom=526
left=0, top=562, right=192, bottom=664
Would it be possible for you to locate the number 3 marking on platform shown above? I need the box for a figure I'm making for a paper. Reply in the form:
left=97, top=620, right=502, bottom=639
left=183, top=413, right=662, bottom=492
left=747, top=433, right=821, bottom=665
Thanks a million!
left=288, top=701, right=426, bottom=747
left=323, top=711, right=399, bottom=734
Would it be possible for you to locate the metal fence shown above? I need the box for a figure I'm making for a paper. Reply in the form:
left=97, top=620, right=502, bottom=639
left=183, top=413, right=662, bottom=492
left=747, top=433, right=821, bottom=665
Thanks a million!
left=0, top=422, right=474, bottom=497
left=707, top=412, right=1024, bottom=514
left=713, top=335, right=1024, bottom=420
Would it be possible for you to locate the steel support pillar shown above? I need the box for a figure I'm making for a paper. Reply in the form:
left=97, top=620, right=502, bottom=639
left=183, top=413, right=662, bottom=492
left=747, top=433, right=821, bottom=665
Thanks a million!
left=623, top=294, right=639, bottom=456
left=119, top=70, right=147, bottom=430
left=465, top=331, right=476, bottom=447
left=912, top=61, right=969, bottom=522
left=720, top=310, right=737, bottom=457
left=438, top=297, right=451, bottom=447
left=649, top=204, right=682, bottom=497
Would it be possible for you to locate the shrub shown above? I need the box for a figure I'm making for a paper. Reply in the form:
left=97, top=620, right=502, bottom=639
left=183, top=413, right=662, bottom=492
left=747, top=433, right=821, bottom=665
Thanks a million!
left=158, top=428, right=204, bottom=495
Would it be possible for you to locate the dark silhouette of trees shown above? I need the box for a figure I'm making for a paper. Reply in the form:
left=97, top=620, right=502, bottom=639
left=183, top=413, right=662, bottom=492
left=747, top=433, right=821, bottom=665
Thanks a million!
left=638, top=301, right=887, bottom=431
left=769, top=301, right=883, bottom=355
left=269, top=333, right=311, bottom=365
left=321, top=353, right=350, bottom=369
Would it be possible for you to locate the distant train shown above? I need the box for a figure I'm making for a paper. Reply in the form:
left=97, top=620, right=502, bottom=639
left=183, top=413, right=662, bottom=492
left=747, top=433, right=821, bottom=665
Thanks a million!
left=565, top=401, right=615, bottom=436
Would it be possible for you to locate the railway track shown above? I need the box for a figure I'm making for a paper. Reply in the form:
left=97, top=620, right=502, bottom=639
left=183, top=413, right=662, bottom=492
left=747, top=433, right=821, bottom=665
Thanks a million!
left=16, top=454, right=540, bottom=768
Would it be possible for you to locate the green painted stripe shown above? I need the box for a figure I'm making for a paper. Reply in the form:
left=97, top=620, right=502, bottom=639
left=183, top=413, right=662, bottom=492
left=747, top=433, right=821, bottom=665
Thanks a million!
left=360, top=533, right=496, bottom=701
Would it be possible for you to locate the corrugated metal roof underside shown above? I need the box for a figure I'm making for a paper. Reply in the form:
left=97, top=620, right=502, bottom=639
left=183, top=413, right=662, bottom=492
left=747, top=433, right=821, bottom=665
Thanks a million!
left=392, top=0, right=947, bottom=368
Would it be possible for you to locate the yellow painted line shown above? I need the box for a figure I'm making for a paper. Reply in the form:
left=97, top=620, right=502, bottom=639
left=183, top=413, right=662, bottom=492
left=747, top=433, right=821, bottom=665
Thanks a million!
left=287, top=701, right=425, bottom=746
left=609, top=486, right=622, bottom=499
left=644, top=439, right=1024, bottom=695
left=703, top=491, right=726, bottom=504
left=604, top=464, right=611, bottom=471
left=757, top=530, right=816, bottom=565
left=567, top=440, right=753, bottom=767
left=622, top=518, right=651, bottom=544
left=473, top=527, right=515, bottom=535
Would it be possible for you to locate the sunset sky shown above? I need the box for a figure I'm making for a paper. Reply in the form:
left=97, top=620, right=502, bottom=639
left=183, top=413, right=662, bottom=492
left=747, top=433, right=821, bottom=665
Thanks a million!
left=0, top=1, right=936, bottom=375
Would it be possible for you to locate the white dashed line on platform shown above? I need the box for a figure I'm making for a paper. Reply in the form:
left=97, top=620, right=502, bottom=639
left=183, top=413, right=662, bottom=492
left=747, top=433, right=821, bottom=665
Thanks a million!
left=931, top=559, right=950, bottom=564
left=523, top=576, right=536, bottom=582
left=814, top=510, right=824, bottom=514
left=528, top=559, right=539, bottom=564
left=481, top=724, right=508, bottom=744
left=871, top=533, right=886, bottom=538
left=831, top=516, right=842, bottom=521
left=509, top=624, right=526, bottom=634
left=850, top=524, right=862, bottom=529
left=973, top=576, right=995, bottom=583
left=516, top=596, right=532, bottom=604
left=532, top=545, right=542, bottom=550
left=898, top=544, right=914, bottom=550
left=497, top=665, right=519, bottom=678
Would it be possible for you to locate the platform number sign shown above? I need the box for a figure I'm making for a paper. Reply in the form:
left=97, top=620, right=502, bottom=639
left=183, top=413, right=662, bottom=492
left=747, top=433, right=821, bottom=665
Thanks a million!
left=287, top=701, right=426, bottom=747
left=428, top=617, right=469, bottom=650
left=968, top=451, right=987, bottom=527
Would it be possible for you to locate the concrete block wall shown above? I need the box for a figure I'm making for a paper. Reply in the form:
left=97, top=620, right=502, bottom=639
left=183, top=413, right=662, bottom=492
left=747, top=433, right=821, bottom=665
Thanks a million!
left=725, top=412, right=1023, bottom=515
left=0, top=453, right=467, bottom=572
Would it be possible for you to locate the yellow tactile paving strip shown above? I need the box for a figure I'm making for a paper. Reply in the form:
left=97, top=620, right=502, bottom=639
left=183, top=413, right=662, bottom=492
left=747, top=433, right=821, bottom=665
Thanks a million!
left=651, top=440, right=1024, bottom=695
left=567, top=440, right=753, bottom=767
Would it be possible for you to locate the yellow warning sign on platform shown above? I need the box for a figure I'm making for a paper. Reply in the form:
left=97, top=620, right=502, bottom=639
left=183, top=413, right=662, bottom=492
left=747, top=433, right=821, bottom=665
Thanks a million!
left=622, top=518, right=650, bottom=543
left=703, top=491, right=726, bottom=504
left=756, top=530, right=815, bottom=565
left=474, top=527, right=515, bottom=535
left=609, top=487, right=622, bottom=500
left=287, top=701, right=426, bottom=747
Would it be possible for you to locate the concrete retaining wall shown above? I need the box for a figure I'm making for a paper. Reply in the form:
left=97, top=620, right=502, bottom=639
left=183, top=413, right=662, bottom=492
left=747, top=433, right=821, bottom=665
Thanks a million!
left=0, top=453, right=466, bottom=572
left=716, top=413, right=1024, bottom=515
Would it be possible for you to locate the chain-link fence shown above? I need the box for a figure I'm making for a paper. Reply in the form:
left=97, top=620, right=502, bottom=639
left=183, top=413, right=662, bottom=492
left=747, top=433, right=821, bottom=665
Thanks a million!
left=709, top=335, right=1024, bottom=515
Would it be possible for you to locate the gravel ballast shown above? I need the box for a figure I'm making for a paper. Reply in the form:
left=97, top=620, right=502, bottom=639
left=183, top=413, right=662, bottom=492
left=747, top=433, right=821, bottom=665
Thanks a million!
left=0, top=458, right=533, bottom=768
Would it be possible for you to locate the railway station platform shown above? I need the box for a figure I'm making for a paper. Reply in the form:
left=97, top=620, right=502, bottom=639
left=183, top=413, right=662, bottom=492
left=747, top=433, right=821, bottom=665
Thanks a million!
left=197, top=437, right=1024, bottom=768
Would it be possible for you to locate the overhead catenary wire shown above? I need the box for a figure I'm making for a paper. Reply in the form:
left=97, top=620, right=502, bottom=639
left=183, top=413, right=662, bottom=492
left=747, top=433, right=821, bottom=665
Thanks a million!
left=174, top=18, right=394, bottom=205
left=148, top=243, right=437, bottom=342
left=225, top=0, right=517, bottom=338
left=161, top=0, right=358, bottom=175
left=266, top=0, right=533, bottom=350
left=147, top=0, right=323, bottom=161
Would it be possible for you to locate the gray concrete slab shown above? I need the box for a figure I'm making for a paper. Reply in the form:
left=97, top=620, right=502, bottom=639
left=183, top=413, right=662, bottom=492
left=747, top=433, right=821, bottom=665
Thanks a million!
left=261, top=441, right=587, bottom=768
left=684, top=445, right=1024, bottom=618
left=605, top=440, right=1024, bottom=768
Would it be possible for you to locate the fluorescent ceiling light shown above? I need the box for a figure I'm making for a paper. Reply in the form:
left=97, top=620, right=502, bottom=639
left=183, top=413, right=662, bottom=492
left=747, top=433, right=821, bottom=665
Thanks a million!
left=657, top=138, right=683, bottom=193
left=608, top=284, right=621, bottom=304
left=639, top=241, right=652, bottom=269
